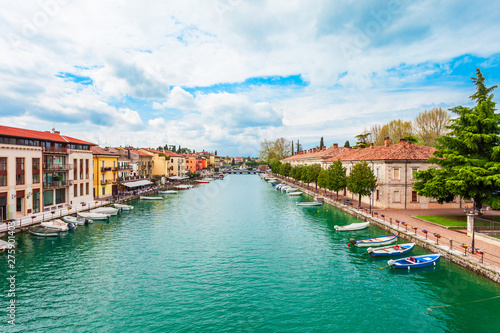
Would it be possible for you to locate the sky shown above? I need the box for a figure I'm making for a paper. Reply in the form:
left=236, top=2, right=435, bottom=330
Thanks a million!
left=1, top=0, right=500, bottom=157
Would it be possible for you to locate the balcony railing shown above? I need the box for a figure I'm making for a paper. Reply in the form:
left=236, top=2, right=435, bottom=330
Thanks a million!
left=43, top=180, right=73, bottom=189
left=118, top=165, right=133, bottom=170
left=100, top=179, right=115, bottom=185
left=43, top=164, right=72, bottom=171
left=100, top=167, right=112, bottom=172
left=43, top=147, right=68, bottom=154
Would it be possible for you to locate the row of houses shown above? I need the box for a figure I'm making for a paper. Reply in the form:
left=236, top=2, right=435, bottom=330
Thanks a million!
left=0, top=125, right=223, bottom=221
left=282, top=138, right=469, bottom=210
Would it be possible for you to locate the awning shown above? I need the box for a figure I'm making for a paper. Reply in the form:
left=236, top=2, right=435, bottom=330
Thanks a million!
left=168, top=176, right=188, bottom=180
left=122, top=180, right=153, bottom=188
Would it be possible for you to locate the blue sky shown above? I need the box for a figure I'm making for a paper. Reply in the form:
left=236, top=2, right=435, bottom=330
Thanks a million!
left=1, top=0, right=500, bottom=156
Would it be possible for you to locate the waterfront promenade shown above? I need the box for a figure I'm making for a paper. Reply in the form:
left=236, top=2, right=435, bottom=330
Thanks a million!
left=273, top=175, right=500, bottom=283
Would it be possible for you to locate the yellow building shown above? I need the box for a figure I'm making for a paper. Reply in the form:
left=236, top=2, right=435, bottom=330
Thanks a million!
left=91, top=146, right=119, bottom=199
left=140, top=149, right=168, bottom=182
left=165, top=151, right=186, bottom=177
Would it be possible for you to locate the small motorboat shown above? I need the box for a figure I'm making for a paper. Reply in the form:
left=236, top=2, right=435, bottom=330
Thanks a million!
left=288, top=191, right=303, bottom=196
left=296, top=202, right=323, bottom=207
left=41, top=219, right=75, bottom=231
left=334, top=221, right=370, bottom=231
left=204, top=177, right=215, bottom=181
left=194, top=180, right=210, bottom=184
left=388, top=253, right=441, bottom=269
left=114, top=203, right=134, bottom=211
left=268, top=179, right=279, bottom=183
left=158, top=190, right=178, bottom=194
left=91, top=207, right=120, bottom=215
left=174, top=185, right=191, bottom=190
left=78, top=212, right=110, bottom=221
left=348, top=235, right=397, bottom=247
left=63, top=215, right=93, bottom=225
left=29, top=226, right=62, bottom=237
left=140, top=196, right=163, bottom=200
left=218, top=174, right=224, bottom=179
left=0, top=239, right=14, bottom=252
left=284, top=187, right=298, bottom=193
left=367, top=243, right=415, bottom=257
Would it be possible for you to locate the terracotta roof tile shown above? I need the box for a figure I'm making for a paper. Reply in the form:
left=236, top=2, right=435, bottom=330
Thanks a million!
left=283, top=146, right=350, bottom=161
left=90, top=146, right=120, bottom=156
left=326, top=142, right=436, bottom=162
left=0, top=125, right=96, bottom=145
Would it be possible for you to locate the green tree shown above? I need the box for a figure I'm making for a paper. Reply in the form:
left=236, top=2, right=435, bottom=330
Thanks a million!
left=328, top=159, right=347, bottom=199
left=414, top=69, right=500, bottom=211
left=215, top=150, right=217, bottom=155
left=355, top=132, right=371, bottom=148
left=374, top=120, right=414, bottom=146
left=344, top=140, right=350, bottom=148
left=317, top=169, right=329, bottom=194
left=281, top=163, right=292, bottom=179
left=307, top=164, right=322, bottom=191
left=346, top=160, right=377, bottom=206
left=320, top=137, right=324, bottom=149
left=259, top=138, right=291, bottom=164
left=296, top=140, right=302, bottom=153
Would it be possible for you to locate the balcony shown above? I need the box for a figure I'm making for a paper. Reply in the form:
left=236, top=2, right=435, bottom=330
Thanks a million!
left=118, top=165, right=132, bottom=170
left=43, top=164, right=72, bottom=172
left=100, top=179, right=115, bottom=185
left=43, top=147, right=68, bottom=154
left=43, top=180, right=73, bottom=189
left=100, top=167, right=112, bottom=172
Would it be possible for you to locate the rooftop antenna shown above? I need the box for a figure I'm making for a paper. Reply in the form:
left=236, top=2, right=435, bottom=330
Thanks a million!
left=52, top=122, right=56, bottom=133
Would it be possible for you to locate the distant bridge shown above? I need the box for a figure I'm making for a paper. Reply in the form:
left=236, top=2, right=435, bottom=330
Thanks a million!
left=222, top=170, right=264, bottom=175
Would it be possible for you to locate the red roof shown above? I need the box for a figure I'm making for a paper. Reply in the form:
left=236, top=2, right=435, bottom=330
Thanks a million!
left=326, top=142, right=436, bottom=162
left=0, top=125, right=95, bottom=145
left=129, top=149, right=152, bottom=157
left=90, top=146, right=119, bottom=156
left=283, top=146, right=350, bottom=161
left=164, top=151, right=184, bottom=158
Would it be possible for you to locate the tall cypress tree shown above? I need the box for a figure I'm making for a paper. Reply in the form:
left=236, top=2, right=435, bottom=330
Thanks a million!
left=320, top=137, right=324, bottom=149
left=414, top=69, right=500, bottom=211
left=291, top=141, right=294, bottom=155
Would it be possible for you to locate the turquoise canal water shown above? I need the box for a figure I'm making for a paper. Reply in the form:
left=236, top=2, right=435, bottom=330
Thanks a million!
left=2, top=175, right=500, bottom=332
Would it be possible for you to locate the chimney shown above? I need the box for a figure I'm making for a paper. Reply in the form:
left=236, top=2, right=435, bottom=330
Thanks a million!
left=333, top=143, right=338, bottom=149
left=400, top=138, right=406, bottom=145
left=370, top=143, right=374, bottom=149
left=322, top=146, right=326, bottom=151
left=384, top=137, right=390, bottom=147
left=54, top=131, right=60, bottom=135
left=313, top=148, right=317, bottom=152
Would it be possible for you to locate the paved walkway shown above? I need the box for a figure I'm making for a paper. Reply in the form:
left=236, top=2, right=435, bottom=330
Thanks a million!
left=282, top=178, right=500, bottom=268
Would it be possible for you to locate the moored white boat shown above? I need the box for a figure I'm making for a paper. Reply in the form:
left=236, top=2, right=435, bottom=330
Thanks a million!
left=158, top=190, right=178, bottom=194
left=140, top=196, right=163, bottom=200
left=114, top=203, right=134, bottom=211
left=296, top=201, right=323, bottom=206
left=288, top=191, right=303, bottom=196
left=29, top=226, right=62, bottom=237
left=41, top=219, right=75, bottom=231
left=78, top=212, right=110, bottom=220
left=194, top=180, right=210, bottom=184
left=348, top=234, right=397, bottom=247
left=388, top=253, right=441, bottom=269
left=91, top=207, right=120, bottom=215
left=334, top=221, right=370, bottom=231
left=284, top=187, right=298, bottom=193
left=174, top=184, right=191, bottom=190
left=367, top=243, right=415, bottom=257
left=63, top=215, right=93, bottom=225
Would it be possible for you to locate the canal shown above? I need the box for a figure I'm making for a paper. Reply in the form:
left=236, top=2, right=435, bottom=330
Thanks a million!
left=1, top=175, right=500, bottom=332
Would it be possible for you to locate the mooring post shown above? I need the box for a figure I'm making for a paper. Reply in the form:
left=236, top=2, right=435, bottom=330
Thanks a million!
left=449, top=239, right=453, bottom=251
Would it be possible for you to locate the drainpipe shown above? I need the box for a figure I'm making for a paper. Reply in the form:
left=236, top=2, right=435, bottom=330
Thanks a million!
left=404, top=160, right=408, bottom=210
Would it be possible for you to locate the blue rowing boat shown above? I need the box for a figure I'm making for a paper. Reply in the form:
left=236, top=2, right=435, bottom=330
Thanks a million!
left=388, top=253, right=441, bottom=269
left=367, top=243, right=415, bottom=257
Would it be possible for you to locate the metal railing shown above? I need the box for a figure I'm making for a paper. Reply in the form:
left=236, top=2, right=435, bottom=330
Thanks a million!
left=43, top=180, right=73, bottom=189
left=42, top=147, right=68, bottom=154
left=43, top=164, right=73, bottom=171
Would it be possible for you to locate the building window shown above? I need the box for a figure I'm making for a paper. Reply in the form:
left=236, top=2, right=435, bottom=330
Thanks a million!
left=32, top=191, right=40, bottom=213
left=86, top=183, right=89, bottom=195
left=43, top=190, right=53, bottom=206
left=412, top=191, right=418, bottom=202
left=393, top=190, right=401, bottom=203
left=55, top=188, right=65, bottom=204
left=411, top=168, right=419, bottom=180
left=80, top=183, right=83, bottom=196
left=376, top=189, right=380, bottom=201
left=102, top=187, right=105, bottom=196
left=74, top=184, right=78, bottom=197
left=16, top=158, right=25, bottom=185
left=85, top=159, right=89, bottom=179
left=32, top=158, right=40, bottom=184
left=393, top=168, right=400, bottom=180
left=101, top=161, right=105, bottom=168
left=80, top=159, right=84, bottom=179
left=74, top=158, right=78, bottom=179
left=0, top=157, right=7, bottom=186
